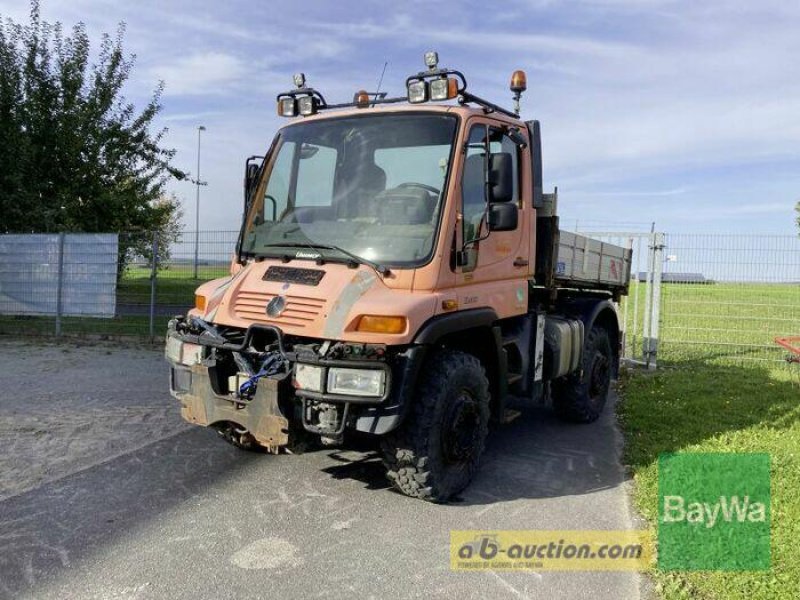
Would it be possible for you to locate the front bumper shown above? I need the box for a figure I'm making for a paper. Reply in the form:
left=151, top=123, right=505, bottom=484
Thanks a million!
left=170, top=362, right=289, bottom=452
left=166, top=318, right=426, bottom=441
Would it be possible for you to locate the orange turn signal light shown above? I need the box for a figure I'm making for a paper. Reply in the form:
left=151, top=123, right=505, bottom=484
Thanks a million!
left=356, top=315, right=407, bottom=334
left=510, top=70, right=527, bottom=93
left=195, top=294, right=207, bottom=312
left=441, top=299, right=459, bottom=311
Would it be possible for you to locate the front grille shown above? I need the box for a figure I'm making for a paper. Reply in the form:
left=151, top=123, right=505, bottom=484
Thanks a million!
left=233, top=291, right=326, bottom=328
left=263, top=266, right=325, bottom=286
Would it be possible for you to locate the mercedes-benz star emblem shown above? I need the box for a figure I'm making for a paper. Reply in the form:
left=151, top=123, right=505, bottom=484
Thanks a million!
left=266, top=295, right=287, bottom=317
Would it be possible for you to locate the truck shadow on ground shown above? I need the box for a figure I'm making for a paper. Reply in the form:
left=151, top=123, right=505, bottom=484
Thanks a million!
left=322, top=358, right=800, bottom=505
left=321, top=396, right=628, bottom=505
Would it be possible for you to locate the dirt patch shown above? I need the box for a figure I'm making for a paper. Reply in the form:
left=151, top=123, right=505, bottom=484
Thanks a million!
left=0, top=341, right=188, bottom=500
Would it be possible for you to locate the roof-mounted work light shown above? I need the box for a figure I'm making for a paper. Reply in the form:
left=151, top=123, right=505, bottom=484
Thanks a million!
left=277, top=97, right=296, bottom=117
left=430, top=77, right=458, bottom=101
left=273, top=51, right=522, bottom=119
left=406, top=51, right=464, bottom=104
left=297, top=95, right=317, bottom=116
left=277, top=73, right=323, bottom=117
left=424, top=51, right=439, bottom=70
left=407, top=80, right=428, bottom=103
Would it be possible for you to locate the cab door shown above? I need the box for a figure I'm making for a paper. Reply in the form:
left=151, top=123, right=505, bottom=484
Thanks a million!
left=455, top=119, right=530, bottom=318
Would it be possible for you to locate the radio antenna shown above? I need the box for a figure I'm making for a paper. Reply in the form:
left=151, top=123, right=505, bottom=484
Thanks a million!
left=372, top=61, right=388, bottom=107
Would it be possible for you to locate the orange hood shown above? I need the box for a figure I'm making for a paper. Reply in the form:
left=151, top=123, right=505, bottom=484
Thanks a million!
left=194, top=259, right=438, bottom=344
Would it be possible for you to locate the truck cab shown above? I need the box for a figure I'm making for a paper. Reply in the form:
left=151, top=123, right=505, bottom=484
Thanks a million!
left=165, top=53, right=631, bottom=502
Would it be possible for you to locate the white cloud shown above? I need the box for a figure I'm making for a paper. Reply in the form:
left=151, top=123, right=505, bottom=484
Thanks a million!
left=571, top=188, right=689, bottom=198
left=149, top=52, right=246, bottom=96
left=9, top=0, right=799, bottom=233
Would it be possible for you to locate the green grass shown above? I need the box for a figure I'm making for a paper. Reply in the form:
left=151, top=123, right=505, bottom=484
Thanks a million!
left=618, top=284, right=800, bottom=598
left=620, top=281, right=799, bottom=364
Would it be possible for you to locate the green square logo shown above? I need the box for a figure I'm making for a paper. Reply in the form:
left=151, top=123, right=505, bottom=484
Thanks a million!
left=658, top=453, right=770, bottom=571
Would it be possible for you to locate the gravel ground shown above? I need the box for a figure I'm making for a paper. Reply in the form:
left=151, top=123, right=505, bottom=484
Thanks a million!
left=0, top=341, right=646, bottom=600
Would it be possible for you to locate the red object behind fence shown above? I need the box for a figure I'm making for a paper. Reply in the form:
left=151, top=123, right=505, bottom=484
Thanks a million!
left=775, top=337, right=800, bottom=362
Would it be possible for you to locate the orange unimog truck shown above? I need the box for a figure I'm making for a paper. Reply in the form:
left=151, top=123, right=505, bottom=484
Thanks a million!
left=165, top=52, right=632, bottom=502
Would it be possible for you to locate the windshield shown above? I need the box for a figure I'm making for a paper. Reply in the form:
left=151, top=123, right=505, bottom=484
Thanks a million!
left=240, top=113, right=458, bottom=267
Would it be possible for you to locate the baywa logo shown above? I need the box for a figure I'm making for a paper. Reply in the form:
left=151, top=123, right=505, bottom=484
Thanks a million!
left=662, top=495, right=767, bottom=529
left=658, top=453, right=771, bottom=571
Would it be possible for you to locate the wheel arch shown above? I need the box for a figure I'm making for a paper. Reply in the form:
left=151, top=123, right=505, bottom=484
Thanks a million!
left=413, top=309, right=506, bottom=422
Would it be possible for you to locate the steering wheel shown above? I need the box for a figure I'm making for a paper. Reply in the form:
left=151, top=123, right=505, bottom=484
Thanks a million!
left=396, top=182, right=441, bottom=196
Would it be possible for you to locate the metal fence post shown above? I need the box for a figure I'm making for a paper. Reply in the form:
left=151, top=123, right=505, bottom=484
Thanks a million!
left=149, top=232, right=158, bottom=340
left=649, top=232, right=665, bottom=369
left=619, top=236, right=633, bottom=359
left=631, top=236, right=642, bottom=358
left=642, top=233, right=655, bottom=366
left=55, top=232, right=65, bottom=337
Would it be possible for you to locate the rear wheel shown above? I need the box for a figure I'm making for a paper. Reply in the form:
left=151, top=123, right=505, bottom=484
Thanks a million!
left=380, top=350, right=490, bottom=503
left=553, top=325, right=613, bottom=423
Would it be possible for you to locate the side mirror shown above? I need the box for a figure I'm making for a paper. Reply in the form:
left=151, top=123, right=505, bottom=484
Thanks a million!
left=487, top=202, right=518, bottom=232
left=245, top=163, right=259, bottom=193
left=244, top=162, right=259, bottom=213
left=488, top=152, right=513, bottom=203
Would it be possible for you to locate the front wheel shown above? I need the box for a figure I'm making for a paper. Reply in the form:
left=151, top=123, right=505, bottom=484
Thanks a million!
left=215, top=422, right=260, bottom=451
left=380, top=350, right=490, bottom=503
left=552, top=325, right=613, bottom=423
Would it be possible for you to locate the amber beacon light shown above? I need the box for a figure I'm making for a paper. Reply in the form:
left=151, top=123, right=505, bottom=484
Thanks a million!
left=510, top=69, right=527, bottom=115
left=354, top=89, right=371, bottom=108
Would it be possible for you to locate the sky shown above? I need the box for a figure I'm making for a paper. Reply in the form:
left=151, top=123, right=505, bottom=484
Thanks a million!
left=2, top=0, right=800, bottom=236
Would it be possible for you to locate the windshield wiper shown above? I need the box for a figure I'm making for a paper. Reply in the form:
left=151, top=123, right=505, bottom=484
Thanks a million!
left=261, top=242, right=390, bottom=276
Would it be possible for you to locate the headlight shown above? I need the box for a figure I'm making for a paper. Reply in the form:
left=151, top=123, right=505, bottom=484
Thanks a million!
left=407, top=80, right=428, bottom=103
left=294, top=363, right=323, bottom=392
left=327, top=368, right=385, bottom=397
left=165, top=336, right=182, bottom=363
left=165, top=337, right=203, bottom=366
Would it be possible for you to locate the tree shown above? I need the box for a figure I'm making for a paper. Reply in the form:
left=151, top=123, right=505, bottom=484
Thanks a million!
left=796, top=201, right=799, bottom=233
left=124, top=192, right=184, bottom=274
left=0, top=1, right=186, bottom=271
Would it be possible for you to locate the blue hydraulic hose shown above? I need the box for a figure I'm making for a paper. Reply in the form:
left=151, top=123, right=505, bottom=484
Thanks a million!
left=239, top=353, right=286, bottom=396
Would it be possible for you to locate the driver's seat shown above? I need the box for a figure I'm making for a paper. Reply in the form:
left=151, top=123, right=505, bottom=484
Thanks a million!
left=337, top=163, right=387, bottom=219
left=378, top=187, right=431, bottom=225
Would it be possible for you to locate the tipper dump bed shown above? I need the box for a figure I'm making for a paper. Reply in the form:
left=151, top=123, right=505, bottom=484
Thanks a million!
left=554, top=230, right=632, bottom=292
left=534, top=193, right=632, bottom=296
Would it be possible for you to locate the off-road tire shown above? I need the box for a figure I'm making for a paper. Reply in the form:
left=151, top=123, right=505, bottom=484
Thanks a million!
left=552, top=325, right=613, bottom=423
left=380, top=350, right=490, bottom=503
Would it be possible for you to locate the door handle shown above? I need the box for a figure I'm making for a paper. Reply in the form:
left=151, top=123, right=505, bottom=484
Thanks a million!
left=513, top=258, right=529, bottom=267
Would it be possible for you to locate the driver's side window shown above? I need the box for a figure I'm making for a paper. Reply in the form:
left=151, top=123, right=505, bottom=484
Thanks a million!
left=462, top=125, right=487, bottom=243
left=261, top=141, right=294, bottom=222
left=295, top=144, right=337, bottom=207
